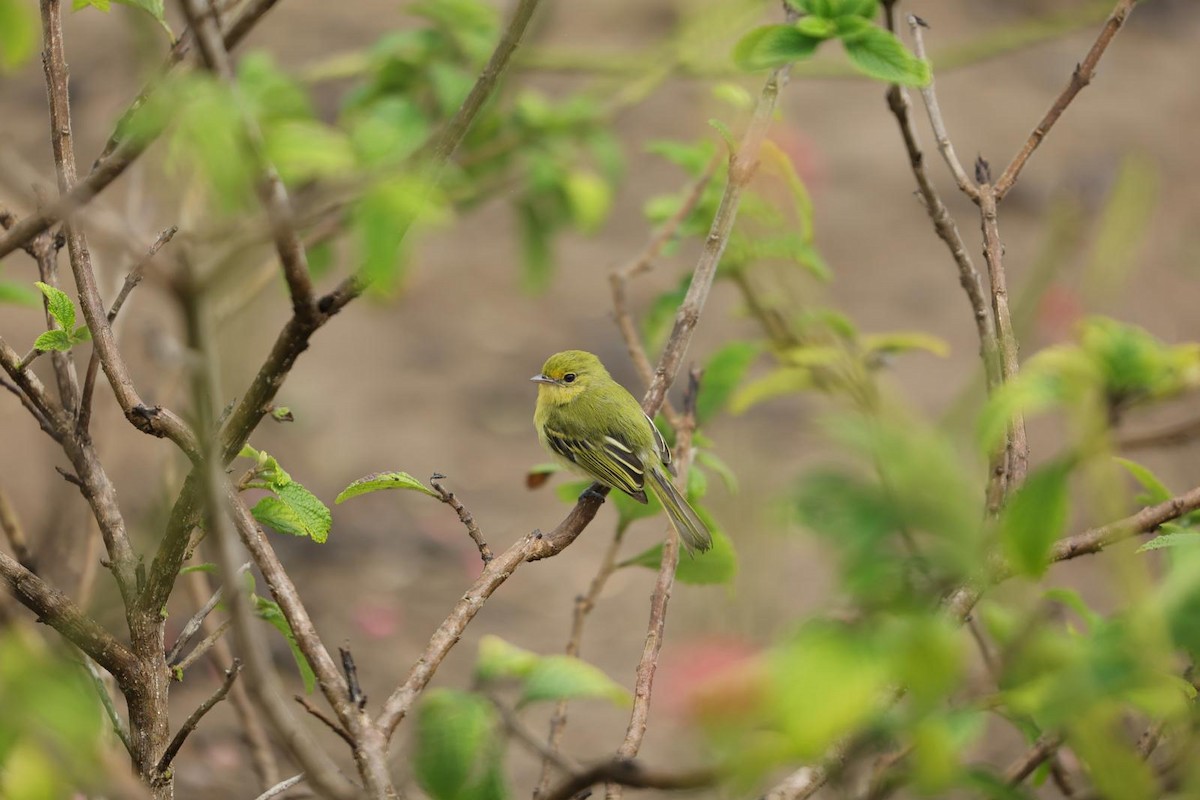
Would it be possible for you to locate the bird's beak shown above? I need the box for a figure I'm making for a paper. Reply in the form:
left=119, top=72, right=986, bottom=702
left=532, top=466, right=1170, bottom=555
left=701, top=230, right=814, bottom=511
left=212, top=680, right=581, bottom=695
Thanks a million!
left=530, top=374, right=557, bottom=385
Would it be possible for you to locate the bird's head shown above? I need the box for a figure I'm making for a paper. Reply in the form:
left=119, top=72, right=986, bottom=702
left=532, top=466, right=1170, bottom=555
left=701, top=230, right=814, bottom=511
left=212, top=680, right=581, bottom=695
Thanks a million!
left=531, top=350, right=608, bottom=405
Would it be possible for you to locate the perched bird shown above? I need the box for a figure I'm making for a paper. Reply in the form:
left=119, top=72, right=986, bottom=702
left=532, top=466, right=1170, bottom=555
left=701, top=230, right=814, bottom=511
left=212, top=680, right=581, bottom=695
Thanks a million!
left=531, top=350, right=712, bottom=553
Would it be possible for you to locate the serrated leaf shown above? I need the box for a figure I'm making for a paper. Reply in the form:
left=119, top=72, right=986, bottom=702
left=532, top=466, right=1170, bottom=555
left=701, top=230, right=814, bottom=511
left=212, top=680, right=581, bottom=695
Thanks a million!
left=0, top=0, right=37, bottom=72
left=336, top=471, right=439, bottom=502
left=72, top=325, right=91, bottom=343
left=1114, top=457, right=1172, bottom=505
left=34, top=282, right=75, bottom=331
left=696, top=341, right=759, bottom=425
left=623, top=526, right=737, bottom=585
left=252, top=482, right=331, bottom=543
left=1137, top=531, right=1200, bottom=553
left=732, top=24, right=822, bottom=72
left=999, top=461, right=1071, bottom=577
left=33, top=330, right=73, bottom=352
left=414, top=690, right=504, bottom=800
left=475, top=635, right=540, bottom=682
left=518, top=655, right=630, bottom=707
left=841, top=25, right=930, bottom=86
left=252, top=594, right=316, bottom=693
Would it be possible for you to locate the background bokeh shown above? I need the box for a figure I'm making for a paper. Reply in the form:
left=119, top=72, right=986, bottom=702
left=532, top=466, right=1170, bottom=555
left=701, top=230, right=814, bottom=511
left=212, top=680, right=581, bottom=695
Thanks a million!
left=1, top=0, right=1198, bottom=795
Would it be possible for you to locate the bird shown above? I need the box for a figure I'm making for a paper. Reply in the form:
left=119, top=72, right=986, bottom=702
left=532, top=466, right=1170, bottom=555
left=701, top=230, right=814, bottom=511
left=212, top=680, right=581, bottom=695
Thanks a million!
left=531, top=350, right=712, bottom=553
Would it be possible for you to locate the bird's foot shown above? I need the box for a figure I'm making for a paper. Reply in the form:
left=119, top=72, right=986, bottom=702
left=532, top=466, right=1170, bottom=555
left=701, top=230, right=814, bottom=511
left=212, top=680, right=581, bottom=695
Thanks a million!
left=579, top=485, right=607, bottom=504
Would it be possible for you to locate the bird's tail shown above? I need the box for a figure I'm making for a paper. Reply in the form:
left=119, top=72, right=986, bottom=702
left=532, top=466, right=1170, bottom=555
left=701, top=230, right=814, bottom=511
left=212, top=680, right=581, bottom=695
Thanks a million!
left=647, top=465, right=713, bottom=554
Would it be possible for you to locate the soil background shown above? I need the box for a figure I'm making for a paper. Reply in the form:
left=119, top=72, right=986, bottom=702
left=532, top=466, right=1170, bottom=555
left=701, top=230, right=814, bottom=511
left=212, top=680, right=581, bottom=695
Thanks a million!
left=2, top=0, right=1199, bottom=796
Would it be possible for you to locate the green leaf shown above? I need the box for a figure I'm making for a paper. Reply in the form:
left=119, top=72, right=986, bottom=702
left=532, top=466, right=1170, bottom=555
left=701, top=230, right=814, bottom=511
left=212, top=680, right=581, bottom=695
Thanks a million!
left=0, top=281, right=38, bottom=306
left=732, top=25, right=822, bottom=71
left=1114, top=457, right=1172, bottom=505
left=729, top=366, right=814, bottom=413
left=696, top=341, right=759, bottom=425
left=640, top=277, right=689, bottom=351
left=696, top=450, right=739, bottom=493
left=0, top=0, right=37, bottom=71
left=72, top=326, right=91, bottom=344
left=860, top=331, right=950, bottom=360
left=34, top=282, right=75, bottom=331
left=794, top=15, right=838, bottom=39
left=264, top=120, right=356, bottom=184
left=252, top=594, right=316, bottom=693
left=841, top=25, right=930, bottom=86
left=33, top=330, right=73, bottom=352
left=999, top=461, right=1071, bottom=577
left=562, top=170, right=611, bottom=234
left=180, top=563, right=217, bottom=575
left=114, top=0, right=166, bottom=28
left=72, top=0, right=109, bottom=10
left=475, top=635, right=540, bottom=682
left=1137, top=531, right=1200, bottom=553
left=414, top=690, right=504, bottom=800
left=238, top=52, right=313, bottom=123
left=518, top=655, right=630, bottom=707
left=353, top=178, right=423, bottom=295
left=624, top=526, right=737, bottom=585
left=336, top=471, right=439, bottom=503
left=252, top=482, right=332, bottom=543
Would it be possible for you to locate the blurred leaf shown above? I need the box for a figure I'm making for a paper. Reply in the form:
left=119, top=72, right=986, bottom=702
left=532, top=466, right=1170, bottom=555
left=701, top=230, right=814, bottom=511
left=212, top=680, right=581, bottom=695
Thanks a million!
left=34, top=281, right=75, bottom=331
left=641, top=276, right=690, bottom=351
left=251, top=594, right=316, bottom=693
left=354, top=176, right=442, bottom=295
left=518, top=199, right=553, bottom=293
left=999, top=461, right=1071, bottom=578
left=730, top=367, right=814, bottom=414
left=252, top=482, right=331, bottom=543
left=518, top=655, right=630, bottom=707
left=414, top=689, right=505, bottom=800
left=239, top=52, right=314, bottom=123
left=0, top=0, right=36, bottom=72
left=687, top=465, right=708, bottom=502
left=115, top=0, right=167, bottom=28
left=623, top=526, right=738, bottom=585
left=1086, top=154, right=1158, bottom=300
left=33, top=330, right=72, bottom=353
left=336, top=471, right=439, bottom=502
left=697, top=450, right=739, bottom=493
left=1114, top=457, right=1172, bottom=505
left=644, top=139, right=716, bottom=175
left=887, top=615, right=965, bottom=708
left=840, top=25, right=930, bottom=86
left=1043, top=587, right=1101, bottom=630
left=475, top=636, right=540, bottom=682
left=264, top=121, right=356, bottom=184
left=790, top=0, right=878, bottom=16
left=180, top=563, right=217, bottom=575
left=525, top=463, right=562, bottom=489
left=348, top=97, right=429, bottom=165
left=1068, top=709, right=1156, bottom=800
left=696, top=341, right=760, bottom=425
left=0, top=281, right=38, bottom=307
left=732, top=25, right=822, bottom=71
left=860, top=331, right=950, bottom=359
left=795, top=15, right=838, bottom=38
left=563, top=170, right=611, bottom=234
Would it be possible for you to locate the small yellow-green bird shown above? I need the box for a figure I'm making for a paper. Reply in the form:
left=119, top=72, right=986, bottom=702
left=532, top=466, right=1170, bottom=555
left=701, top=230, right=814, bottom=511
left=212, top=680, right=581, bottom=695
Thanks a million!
left=532, top=350, right=712, bottom=553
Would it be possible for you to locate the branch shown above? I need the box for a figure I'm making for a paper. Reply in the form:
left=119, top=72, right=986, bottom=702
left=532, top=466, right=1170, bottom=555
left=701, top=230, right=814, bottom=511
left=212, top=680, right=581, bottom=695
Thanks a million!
left=1005, top=732, right=1063, bottom=786
left=79, top=650, right=133, bottom=755
left=156, top=659, right=242, bottom=774
left=166, top=561, right=248, bottom=665
left=0, top=486, right=36, bottom=572
left=252, top=774, right=306, bottom=800
left=173, top=618, right=232, bottom=673
left=994, top=0, right=1139, bottom=199
left=295, top=694, right=353, bottom=746
left=77, top=225, right=178, bottom=435
left=431, top=474, right=492, bottom=563
left=541, top=760, right=713, bottom=800
left=29, top=224, right=80, bottom=414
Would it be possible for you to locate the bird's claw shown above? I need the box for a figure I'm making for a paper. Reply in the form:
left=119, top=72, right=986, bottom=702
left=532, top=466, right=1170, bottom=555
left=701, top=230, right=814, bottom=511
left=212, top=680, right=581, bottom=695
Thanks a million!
left=578, top=485, right=607, bottom=504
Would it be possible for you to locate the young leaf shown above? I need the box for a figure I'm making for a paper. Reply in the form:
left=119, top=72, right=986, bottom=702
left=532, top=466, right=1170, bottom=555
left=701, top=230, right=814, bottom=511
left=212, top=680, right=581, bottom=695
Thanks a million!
left=696, top=341, right=760, bottom=425
left=475, top=635, right=540, bottom=682
left=622, top=527, right=738, bottom=586
left=252, top=482, right=331, bottom=543
left=697, top=450, right=739, bottom=493
left=414, top=690, right=504, bottom=800
left=336, top=471, right=439, bottom=503
left=840, top=25, right=930, bottom=86
left=518, top=655, right=630, bottom=707
left=730, top=366, right=815, bottom=414
left=72, top=326, right=91, bottom=344
left=999, top=461, right=1071, bottom=577
left=263, top=120, right=356, bottom=185
left=1114, top=457, right=1172, bottom=505
left=34, top=282, right=75, bottom=332
left=33, top=330, right=73, bottom=353
left=252, top=594, right=316, bottom=693
left=794, top=15, right=838, bottom=39
left=732, top=25, right=822, bottom=72
left=1137, top=530, right=1200, bottom=553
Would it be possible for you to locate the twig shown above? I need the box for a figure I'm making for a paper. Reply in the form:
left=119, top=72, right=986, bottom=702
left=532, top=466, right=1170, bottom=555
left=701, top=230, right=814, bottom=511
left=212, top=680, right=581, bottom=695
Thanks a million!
left=29, top=219, right=80, bottom=414
left=0, top=486, right=36, bottom=571
left=430, top=473, right=492, bottom=563
left=542, top=759, right=713, bottom=800
left=1005, top=732, right=1063, bottom=785
left=339, top=646, right=366, bottom=710
left=77, top=225, right=178, bottom=435
left=173, top=618, right=232, bottom=673
left=0, top=371, right=60, bottom=441
left=156, top=659, right=243, bottom=774
left=295, top=695, right=354, bottom=746
left=166, top=561, right=249, bottom=665
left=489, top=695, right=579, bottom=775
left=905, top=16, right=978, bottom=200
left=252, top=774, right=306, bottom=800
left=994, top=0, right=1139, bottom=199
left=533, top=525, right=629, bottom=798
left=80, top=651, right=133, bottom=755
left=1119, top=414, right=1200, bottom=451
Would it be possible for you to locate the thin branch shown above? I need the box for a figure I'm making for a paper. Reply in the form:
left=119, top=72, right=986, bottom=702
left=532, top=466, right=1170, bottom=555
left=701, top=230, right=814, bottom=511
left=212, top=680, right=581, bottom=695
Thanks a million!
left=252, top=774, right=306, bottom=800
left=489, top=695, right=579, bottom=775
left=0, top=486, right=36, bottom=571
left=156, top=659, right=243, bottom=774
left=0, top=371, right=61, bottom=441
left=80, top=650, right=133, bottom=755
left=0, top=334, right=66, bottom=431
left=430, top=474, right=492, bottom=563
left=1119, top=414, right=1200, bottom=451
left=542, top=760, right=713, bottom=800
left=905, top=16, right=978, bottom=200
left=994, top=0, right=1139, bottom=199
left=295, top=694, right=354, bottom=746
left=1005, top=732, right=1063, bottom=785
left=173, top=618, right=232, bottom=673
left=29, top=223, right=81, bottom=414
left=77, top=225, right=178, bottom=435
left=167, top=561, right=249, bottom=665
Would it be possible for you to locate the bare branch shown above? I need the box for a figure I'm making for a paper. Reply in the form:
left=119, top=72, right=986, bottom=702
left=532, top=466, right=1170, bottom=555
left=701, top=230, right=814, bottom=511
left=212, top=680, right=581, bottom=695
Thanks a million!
left=295, top=694, right=354, bottom=746
left=167, top=561, right=249, bottom=665
left=156, top=659, right=243, bottom=774
left=995, top=0, right=1139, bottom=199
left=173, top=618, right=232, bottom=673
left=252, top=774, right=305, bottom=800
left=542, top=760, right=713, bottom=800
left=430, top=473, right=492, bottom=563
left=1005, top=733, right=1063, bottom=786
left=79, top=649, right=133, bottom=755
left=0, top=486, right=36, bottom=572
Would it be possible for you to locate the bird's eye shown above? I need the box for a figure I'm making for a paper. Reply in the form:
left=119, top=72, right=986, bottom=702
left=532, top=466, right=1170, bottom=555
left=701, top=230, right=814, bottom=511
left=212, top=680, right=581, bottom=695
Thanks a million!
left=563, top=373, right=577, bottom=383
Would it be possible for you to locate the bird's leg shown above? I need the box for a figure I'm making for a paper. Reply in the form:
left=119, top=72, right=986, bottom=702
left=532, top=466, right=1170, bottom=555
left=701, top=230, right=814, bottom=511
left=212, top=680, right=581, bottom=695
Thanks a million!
left=579, top=483, right=607, bottom=504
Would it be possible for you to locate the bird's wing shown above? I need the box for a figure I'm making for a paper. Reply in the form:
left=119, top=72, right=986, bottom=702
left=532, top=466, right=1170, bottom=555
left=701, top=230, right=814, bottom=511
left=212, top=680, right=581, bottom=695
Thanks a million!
left=543, top=424, right=647, bottom=501
left=644, top=411, right=672, bottom=472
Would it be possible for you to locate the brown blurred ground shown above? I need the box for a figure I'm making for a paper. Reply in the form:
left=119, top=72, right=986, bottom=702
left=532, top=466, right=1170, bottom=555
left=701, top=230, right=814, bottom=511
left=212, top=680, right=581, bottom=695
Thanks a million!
left=2, top=0, right=1199, bottom=796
